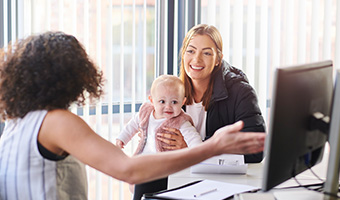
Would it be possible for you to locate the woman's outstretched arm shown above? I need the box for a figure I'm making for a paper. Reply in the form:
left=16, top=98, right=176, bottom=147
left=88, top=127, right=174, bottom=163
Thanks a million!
left=38, top=109, right=265, bottom=184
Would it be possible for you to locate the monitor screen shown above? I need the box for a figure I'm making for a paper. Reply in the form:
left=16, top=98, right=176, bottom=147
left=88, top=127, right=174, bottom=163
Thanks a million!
left=262, top=60, right=333, bottom=191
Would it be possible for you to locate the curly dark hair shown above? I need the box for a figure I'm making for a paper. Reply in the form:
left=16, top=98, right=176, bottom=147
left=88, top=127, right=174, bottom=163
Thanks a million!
left=0, top=31, right=104, bottom=120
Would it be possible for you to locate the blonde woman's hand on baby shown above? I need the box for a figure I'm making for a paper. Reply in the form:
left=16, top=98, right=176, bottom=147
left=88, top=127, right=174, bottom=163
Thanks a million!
left=157, top=127, right=188, bottom=150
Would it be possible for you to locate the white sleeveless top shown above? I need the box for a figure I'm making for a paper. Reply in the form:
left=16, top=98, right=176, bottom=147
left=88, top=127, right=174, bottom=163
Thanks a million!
left=0, top=110, right=88, bottom=200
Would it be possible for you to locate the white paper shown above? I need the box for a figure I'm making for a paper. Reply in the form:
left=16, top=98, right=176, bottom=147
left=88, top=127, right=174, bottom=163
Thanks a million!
left=190, top=154, right=247, bottom=174
left=155, top=179, right=259, bottom=200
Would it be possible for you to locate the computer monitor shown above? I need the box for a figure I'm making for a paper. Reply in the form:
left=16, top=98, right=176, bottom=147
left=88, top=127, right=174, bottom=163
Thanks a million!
left=262, top=60, right=333, bottom=191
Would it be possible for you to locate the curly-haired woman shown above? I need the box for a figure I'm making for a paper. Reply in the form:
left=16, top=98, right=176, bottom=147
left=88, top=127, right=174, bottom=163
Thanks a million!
left=0, top=32, right=265, bottom=200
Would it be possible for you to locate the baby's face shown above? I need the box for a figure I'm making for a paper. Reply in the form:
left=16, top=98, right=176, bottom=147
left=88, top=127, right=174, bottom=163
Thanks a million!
left=150, top=84, right=185, bottom=119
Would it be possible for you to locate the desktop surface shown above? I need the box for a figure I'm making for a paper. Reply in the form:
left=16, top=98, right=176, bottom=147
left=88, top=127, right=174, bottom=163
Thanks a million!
left=167, top=150, right=330, bottom=200
left=168, top=163, right=263, bottom=189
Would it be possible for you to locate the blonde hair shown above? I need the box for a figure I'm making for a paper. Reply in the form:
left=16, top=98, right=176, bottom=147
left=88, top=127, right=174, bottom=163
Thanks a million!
left=150, top=74, right=185, bottom=98
left=179, top=24, right=223, bottom=110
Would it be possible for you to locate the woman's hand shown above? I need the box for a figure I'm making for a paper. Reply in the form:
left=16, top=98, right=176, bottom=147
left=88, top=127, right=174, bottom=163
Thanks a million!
left=156, top=127, right=188, bottom=150
left=211, top=121, right=265, bottom=155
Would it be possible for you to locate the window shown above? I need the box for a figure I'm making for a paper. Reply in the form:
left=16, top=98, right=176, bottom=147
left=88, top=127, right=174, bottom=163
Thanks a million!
left=2, top=0, right=156, bottom=199
left=200, top=0, right=340, bottom=125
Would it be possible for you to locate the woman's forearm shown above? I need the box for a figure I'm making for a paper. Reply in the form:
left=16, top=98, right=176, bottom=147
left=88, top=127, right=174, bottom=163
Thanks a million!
left=120, top=140, right=216, bottom=184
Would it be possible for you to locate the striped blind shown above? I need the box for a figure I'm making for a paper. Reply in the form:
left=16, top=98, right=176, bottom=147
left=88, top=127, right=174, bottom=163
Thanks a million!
left=201, top=0, right=340, bottom=124
left=3, top=0, right=155, bottom=199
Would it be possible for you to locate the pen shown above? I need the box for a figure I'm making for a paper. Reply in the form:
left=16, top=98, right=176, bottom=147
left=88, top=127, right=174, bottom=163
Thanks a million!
left=193, top=188, right=217, bottom=197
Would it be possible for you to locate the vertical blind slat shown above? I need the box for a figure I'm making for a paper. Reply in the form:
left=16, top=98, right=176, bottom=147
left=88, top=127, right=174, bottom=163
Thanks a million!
left=143, top=0, right=147, bottom=101
left=207, top=0, right=216, bottom=28
left=285, top=0, right=294, bottom=65
left=95, top=0, right=102, bottom=137
left=272, top=0, right=281, bottom=70
left=11, top=0, right=16, bottom=43
left=70, top=0, right=78, bottom=114
left=259, top=0, right=268, bottom=121
left=164, top=0, right=168, bottom=74
left=246, top=0, right=255, bottom=87
left=107, top=1, right=114, bottom=199
left=155, top=0, right=160, bottom=77
left=119, top=1, right=125, bottom=198
left=156, top=0, right=165, bottom=76
left=184, top=0, right=188, bottom=32
left=232, top=0, right=243, bottom=70
left=132, top=0, right=136, bottom=116
left=46, top=0, right=51, bottom=30
left=323, top=0, right=332, bottom=60
left=82, top=1, right=91, bottom=197
left=72, top=0, right=77, bottom=36
left=219, top=0, right=230, bottom=63
left=83, top=0, right=90, bottom=121
left=95, top=1, right=103, bottom=199
left=119, top=1, right=125, bottom=133
left=297, top=0, right=306, bottom=64
left=173, top=0, right=178, bottom=75
left=17, top=0, right=24, bottom=38
left=310, top=0, right=319, bottom=62
left=3, top=0, right=8, bottom=47
left=335, top=0, right=340, bottom=70
left=130, top=0, right=137, bottom=156
left=58, top=0, right=63, bottom=30
left=108, top=1, right=113, bottom=142
left=83, top=1, right=92, bottom=196
left=24, top=0, right=32, bottom=36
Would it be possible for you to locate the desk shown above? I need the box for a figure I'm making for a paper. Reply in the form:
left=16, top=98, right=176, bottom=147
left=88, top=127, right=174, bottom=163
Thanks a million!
left=168, top=163, right=263, bottom=189
left=167, top=153, right=330, bottom=199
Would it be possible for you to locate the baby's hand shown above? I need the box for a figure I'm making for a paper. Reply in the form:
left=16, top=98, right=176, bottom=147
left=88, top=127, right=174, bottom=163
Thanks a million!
left=116, top=139, right=125, bottom=149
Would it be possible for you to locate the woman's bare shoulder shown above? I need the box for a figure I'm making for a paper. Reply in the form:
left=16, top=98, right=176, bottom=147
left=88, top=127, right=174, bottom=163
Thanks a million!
left=39, top=109, right=92, bottom=155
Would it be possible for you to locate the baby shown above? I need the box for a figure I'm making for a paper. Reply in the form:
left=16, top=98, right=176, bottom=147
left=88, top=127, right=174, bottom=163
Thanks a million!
left=116, top=74, right=202, bottom=155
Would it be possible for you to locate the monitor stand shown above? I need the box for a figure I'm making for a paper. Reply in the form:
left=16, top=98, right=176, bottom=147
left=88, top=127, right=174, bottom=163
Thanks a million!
left=323, top=70, right=340, bottom=200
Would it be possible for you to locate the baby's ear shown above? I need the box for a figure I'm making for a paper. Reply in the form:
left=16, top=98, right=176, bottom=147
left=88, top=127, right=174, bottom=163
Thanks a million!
left=148, top=95, right=153, bottom=103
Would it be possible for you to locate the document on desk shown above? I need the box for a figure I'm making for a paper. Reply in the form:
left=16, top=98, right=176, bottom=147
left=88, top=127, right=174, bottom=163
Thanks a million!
left=190, top=154, right=247, bottom=174
left=155, top=179, right=259, bottom=200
